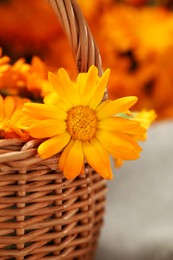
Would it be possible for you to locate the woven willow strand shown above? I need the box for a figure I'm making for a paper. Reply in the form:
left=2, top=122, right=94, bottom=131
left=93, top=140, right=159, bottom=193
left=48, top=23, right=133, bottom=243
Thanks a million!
left=47, top=0, right=103, bottom=75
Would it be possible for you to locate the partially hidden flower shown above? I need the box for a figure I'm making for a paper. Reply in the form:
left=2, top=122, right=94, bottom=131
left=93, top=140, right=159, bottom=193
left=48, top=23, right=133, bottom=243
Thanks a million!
left=132, top=109, right=157, bottom=140
left=0, top=48, right=10, bottom=76
left=0, top=95, right=30, bottom=140
left=0, top=54, right=53, bottom=99
left=23, top=65, right=146, bottom=180
left=115, top=109, right=156, bottom=168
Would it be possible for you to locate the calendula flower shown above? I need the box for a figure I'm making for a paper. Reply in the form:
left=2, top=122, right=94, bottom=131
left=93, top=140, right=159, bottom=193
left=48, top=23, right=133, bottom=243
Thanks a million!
left=0, top=53, right=53, bottom=100
left=26, top=56, right=53, bottom=98
left=0, top=48, right=10, bottom=76
left=132, top=109, right=157, bottom=140
left=115, top=109, right=156, bottom=167
left=23, top=66, right=146, bottom=180
left=0, top=0, right=60, bottom=61
left=0, top=58, right=30, bottom=96
left=0, top=95, right=30, bottom=140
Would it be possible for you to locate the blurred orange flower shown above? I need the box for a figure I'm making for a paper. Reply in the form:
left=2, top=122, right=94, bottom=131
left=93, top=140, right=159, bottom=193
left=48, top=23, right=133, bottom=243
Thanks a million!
left=1, top=1, right=169, bottom=120
left=0, top=0, right=76, bottom=71
left=0, top=51, right=53, bottom=99
left=0, top=95, right=30, bottom=140
left=92, top=4, right=173, bottom=119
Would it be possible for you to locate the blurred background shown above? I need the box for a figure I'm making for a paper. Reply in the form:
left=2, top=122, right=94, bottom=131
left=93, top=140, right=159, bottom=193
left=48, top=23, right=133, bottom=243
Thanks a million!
left=0, top=0, right=173, bottom=258
left=0, top=0, right=173, bottom=119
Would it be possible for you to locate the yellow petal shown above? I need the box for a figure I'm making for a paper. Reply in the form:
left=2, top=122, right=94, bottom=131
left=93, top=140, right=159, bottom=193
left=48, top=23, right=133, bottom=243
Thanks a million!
left=44, top=92, right=59, bottom=104
left=48, top=72, right=72, bottom=109
left=0, top=95, right=4, bottom=118
left=76, top=73, right=86, bottom=91
left=133, top=109, right=157, bottom=129
left=116, top=132, right=142, bottom=153
left=98, top=117, right=146, bottom=135
left=23, top=103, right=67, bottom=120
left=96, top=130, right=141, bottom=160
left=10, top=109, right=22, bottom=124
left=58, top=68, right=79, bottom=106
left=4, top=96, right=15, bottom=119
left=79, top=65, right=99, bottom=105
left=97, top=96, right=138, bottom=119
left=114, top=158, right=124, bottom=168
left=38, top=132, right=70, bottom=159
left=44, top=92, right=68, bottom=111
left=63, top=140, right=84, bottom=180
left=83, top=139, right=113, bottom=179
left=89, top=69, right=110, bottom=109
left=59, top=139, right=75, bottom=171
left=96, top=100, right=111, bottom=113
left=29, top=119, right=66, bottom=138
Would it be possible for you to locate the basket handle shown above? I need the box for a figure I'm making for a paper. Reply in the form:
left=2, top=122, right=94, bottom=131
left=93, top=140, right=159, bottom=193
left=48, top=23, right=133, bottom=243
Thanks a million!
left=46, top=0, right=103, bottom=75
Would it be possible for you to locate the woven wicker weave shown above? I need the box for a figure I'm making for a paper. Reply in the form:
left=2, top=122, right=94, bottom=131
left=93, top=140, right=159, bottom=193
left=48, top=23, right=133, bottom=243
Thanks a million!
left=0, top=0, right=107, bottom=259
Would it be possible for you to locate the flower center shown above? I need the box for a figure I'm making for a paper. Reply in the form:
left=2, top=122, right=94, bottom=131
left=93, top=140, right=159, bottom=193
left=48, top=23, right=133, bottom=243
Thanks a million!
left=66, top=105, right=98, bottom=142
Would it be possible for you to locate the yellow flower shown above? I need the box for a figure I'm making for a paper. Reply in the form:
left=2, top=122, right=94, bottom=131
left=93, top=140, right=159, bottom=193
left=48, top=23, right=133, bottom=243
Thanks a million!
left=132, top=109, right=157, bottom=140
left=115, top=109, right=156, bottom=168
left=23, top=66, right=145, bottom=180
left=0, top=95, right=30, bottom=140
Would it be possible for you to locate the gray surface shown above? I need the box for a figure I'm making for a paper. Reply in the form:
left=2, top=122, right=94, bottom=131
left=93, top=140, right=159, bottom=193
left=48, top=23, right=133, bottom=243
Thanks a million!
left=96, top=120, right=173, bottom=260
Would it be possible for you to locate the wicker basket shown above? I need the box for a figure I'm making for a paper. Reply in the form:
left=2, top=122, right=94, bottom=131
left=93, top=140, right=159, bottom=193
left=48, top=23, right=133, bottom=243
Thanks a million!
left=0, top=0, right=107, bottom=259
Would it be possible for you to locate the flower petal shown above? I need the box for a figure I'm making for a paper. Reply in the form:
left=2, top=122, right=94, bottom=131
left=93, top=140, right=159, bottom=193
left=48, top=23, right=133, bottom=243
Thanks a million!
left=0, top=95, right=4, bottom=118
left=76, top=73, right=86, bottom=91
left=48, top=72, right=72, bottom=109
left=58, top=68, right=79, bottom=106
left=38, top=132, right=70, bottom=159
left=96, top=130, right=142, bottom=160
left=29, top=119, right=66, bottom=138
left=23, top=103, right=67, bottom=120
left=63, top=140, right=84, bottom=180
left=4, top=96, right=15, bottom=119
left=96, top=96, right=138, bottom=119
left=44, top=92, right=68, bottom=111
left=89, top=69, right=110, bottom=109
left=98, top=117, right=146, bottom=135
left=79, top=65, right=99, bottom=105
left=83, top=139, right=113, bottom=179
left=59, top=139, right=75, bottom=172
left=96, top=100, right=111, bottom=113
left=44, top=92, right=59, bottom=105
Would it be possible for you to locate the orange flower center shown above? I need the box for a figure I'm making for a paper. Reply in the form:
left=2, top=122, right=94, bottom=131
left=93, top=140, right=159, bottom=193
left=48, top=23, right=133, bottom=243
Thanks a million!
left=66, top=105, right=98, bottom=142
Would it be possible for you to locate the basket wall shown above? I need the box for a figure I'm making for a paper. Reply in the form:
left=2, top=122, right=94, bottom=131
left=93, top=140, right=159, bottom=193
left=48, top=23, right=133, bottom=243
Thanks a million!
left=0, top=139, right=106, bottom=259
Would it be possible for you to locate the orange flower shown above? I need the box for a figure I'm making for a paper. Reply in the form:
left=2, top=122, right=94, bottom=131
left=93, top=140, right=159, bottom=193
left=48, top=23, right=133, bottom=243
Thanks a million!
left=25, top=56, right=53, bottom=98
left=0, top=0, right=61, bottom=61
left=0, top=57, right=30, bottom=96
left=92, top=4, right=173, bottom=120
left=0, top=48, right=10, bottom=76
left=0, top=95, right=30, bottom=140
left=23, top=66, right=146, bottom=180
left=0, top=0, right=76, bottom=71
left=0, top=53, right=53, bottom=99
left=133, top=7, right=173, bottom=60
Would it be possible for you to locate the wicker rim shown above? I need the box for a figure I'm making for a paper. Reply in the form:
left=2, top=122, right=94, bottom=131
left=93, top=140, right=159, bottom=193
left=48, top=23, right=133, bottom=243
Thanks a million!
left=46, top=0, right=103, bottom=75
